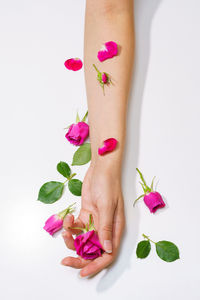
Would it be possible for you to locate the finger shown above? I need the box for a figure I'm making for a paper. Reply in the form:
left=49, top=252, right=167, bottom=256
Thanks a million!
left=61, top=256, right=90, bottom=269
left=79, top=253, right=113, bottom=277
left=98, top=203, right=115, bottom=254
left=112, top=203, right=125, bottom=255
left=63, top=215, right=84, bottom=235
left=63, top=214, right=74, bottom=231
left=62, top=230, right=75, bottom=250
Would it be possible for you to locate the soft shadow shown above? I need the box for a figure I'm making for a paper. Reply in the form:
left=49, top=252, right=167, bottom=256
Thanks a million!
left=96, top=0, right=162, bottom=292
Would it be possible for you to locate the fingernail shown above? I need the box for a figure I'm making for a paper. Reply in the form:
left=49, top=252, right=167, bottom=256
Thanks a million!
left=104, top=240, right=112, bottom=253
left=78, top=272, right=89, bottom=279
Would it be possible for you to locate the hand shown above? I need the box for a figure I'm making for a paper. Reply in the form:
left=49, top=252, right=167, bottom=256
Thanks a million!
left=61, top=162, right=125, bottom=277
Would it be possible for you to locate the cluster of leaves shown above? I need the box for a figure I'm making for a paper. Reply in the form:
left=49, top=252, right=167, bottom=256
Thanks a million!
left=136, top=234, right=180, bottom=262
left=38, top=140, right=91, bottom=204
left=38, top=162, right=83, bottom=204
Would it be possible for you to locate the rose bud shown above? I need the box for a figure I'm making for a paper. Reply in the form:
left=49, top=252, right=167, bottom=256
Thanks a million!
left=93, top=64, right=112, bottom=95
left=98, top=138, right=118, bottom=155
left=70, top=214, right=104, bottom=260
left=43, top=203, right=75, bottom=236
left=64, top=58, right=83, bottom=71
left=102, top=72, right=108, bottom=83
left=65, top=122, right=89, bottom=146
left=144, top=191, right=165, bottom=213
left=97, top=41, right=118, bottom=62
left=134, top=168, right=166, bottom=213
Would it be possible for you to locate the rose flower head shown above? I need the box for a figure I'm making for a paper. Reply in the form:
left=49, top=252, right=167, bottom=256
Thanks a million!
left=134, top=168, right=166, bottom=213
left=43, top=203, right=76, bottom=236
left=70, top=214, right=104, bottom=260
left=65, top=111, right=89, bottom=146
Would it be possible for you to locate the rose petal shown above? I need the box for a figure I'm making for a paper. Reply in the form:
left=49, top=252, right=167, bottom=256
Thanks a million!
left=65, top=122, right=89, bottom=146
left=98, top=138, right=118, bottom=155
left=74, top=230, right=103, bottom=260
left=102, top=73, right=108, bottom=83
left=64, top=58, right=83, bottom=71
left=43, top=214, right=63, bottom=236
left=97, top=41, right=118, bottom=62
left=144, top=192, right=165, bottom=213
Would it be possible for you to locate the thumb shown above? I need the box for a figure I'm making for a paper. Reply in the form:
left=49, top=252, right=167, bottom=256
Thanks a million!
left=99, top=206, right=114, bottom=254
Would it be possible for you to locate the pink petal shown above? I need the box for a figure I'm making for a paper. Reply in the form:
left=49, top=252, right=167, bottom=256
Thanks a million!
left=74, top=230, right=103, bottom=260
left=64, top=58, right=83, bottom=71
left=102, top=73, right=108, bottom=83
left=65, top=122, right=89, bottom=146
left=98, top=138, right=118, bottom=155
left=43, top=214, right=63, bottom=236
left=97, top=41, right=118, bottom=62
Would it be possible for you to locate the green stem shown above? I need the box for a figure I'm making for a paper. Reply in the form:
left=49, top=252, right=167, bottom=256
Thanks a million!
left=68, top=226, right=86, bottom=232
left=69, top=173, right=76, bottom=180
left=89, top=214, right=92, bottom=227
left=63, top=173, right=76, bottom=184
left=93, top=63, right=100, bottom=74
left=142, top=234, right=156, bottom=244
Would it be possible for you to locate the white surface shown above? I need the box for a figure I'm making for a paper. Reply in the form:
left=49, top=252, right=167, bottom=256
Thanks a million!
left=0, top=0, right=200, bottom=299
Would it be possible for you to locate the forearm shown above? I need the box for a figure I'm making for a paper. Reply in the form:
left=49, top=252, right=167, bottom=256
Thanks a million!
left=84, top=0, right=135, bottom=172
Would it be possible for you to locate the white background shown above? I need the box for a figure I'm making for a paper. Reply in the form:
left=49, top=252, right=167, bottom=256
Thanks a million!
left=0, top=0, right=200, bottom=299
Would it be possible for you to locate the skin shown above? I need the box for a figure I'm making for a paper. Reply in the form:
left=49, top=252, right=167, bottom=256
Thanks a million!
left=61, top=0, right=135, bottom=277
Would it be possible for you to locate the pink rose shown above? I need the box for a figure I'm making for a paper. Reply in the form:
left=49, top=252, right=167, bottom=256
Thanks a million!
left=74, top=230, right=103, bottom=260
left=43, top=204, right=75, bottom=236
left=97, top=41, right=118, bottom=62
left=134, top=168, right=166, bottom=213
left=144, top=191, right=165, bottom=213
left=64, top=58, right=83, bottom=71
left=98, top=138, right=118, bottom=155
left=65, top=122, right=89, bottom=146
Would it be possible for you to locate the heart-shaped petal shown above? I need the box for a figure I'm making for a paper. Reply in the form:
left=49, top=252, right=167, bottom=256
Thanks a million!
left=98, top=138, right=118, bottom=155
left=64, top=58, right=83, bottom=71
left=97, top=41, right=118, bottom=62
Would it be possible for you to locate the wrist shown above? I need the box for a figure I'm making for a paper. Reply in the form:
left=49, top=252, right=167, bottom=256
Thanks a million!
left=90, top=151, right=123, bottom=176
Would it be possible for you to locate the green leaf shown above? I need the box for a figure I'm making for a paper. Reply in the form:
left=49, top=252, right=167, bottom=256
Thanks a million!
left=68, top=179, right=82, bottom=196
left=81, top=111, right=88, bottom=122
left=57, top=161, right=71, bottom=178
left=76, top=112, right=80, bottom=123
left=150, top=176, right=156, bottom=191
left=72, top=143, right=91, bottom=166
left=156, top=241, right=180, bottom=262
left=136, top=240, right=151, bottom=258
left=38, top=181, right=64, bottom=204
left=136, top=168, right=151, bottom=192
